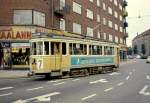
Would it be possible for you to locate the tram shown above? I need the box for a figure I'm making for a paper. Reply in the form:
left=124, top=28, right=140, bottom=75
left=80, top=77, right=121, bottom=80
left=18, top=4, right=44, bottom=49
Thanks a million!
left=29, top=31, right=120, bottom=77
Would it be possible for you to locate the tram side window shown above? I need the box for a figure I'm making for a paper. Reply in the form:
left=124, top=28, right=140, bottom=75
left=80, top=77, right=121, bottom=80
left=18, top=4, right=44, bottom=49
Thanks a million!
left=44, top=42, right=49, bottom=55
left=69, top=43, right=87, bottom=55
left=98, top=46, right=102, bottom=55
left=104, top=46, right=114, bottom=55
left=32, top=42, right=36, bottom=55
left=51, top=42, right=54, bottom=55
left=37, top=42, right=43, bottom=55
left=62, top=43, right=66, bottom=55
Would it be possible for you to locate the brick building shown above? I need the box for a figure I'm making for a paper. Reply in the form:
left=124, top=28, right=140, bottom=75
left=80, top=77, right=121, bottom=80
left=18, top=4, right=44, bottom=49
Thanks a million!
left=0, top=0, right=128, bottom=68
left=132, top=29, right=150, bottom=56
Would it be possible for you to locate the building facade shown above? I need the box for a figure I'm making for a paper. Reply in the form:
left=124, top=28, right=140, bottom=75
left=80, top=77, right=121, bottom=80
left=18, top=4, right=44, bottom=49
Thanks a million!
left=0, top=0, right=128, bottom=69
left=132, top=29, right=150, bottom=56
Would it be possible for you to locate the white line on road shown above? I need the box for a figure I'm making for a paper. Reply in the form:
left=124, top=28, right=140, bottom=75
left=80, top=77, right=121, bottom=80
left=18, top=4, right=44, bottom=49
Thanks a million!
left=0, top=92, right=13, bottom=97
left=104, top=87, right=114, bottom=92
left=0, top=87, right=14, bottom=91
left=72, top=79, right=81, bottom=82
left=109, top=72, right=120, bottom=76
left=13, top=92, right=61, bottom=103
left=139, top=85, right=150, bottom=96
left=117, top=82, right=124, bottom=86
left=146, top=75, right=150, bottom=80
left=90, top=79, right=108, bottom=84
left=53, top=82, right=65, bottom=86
left=27, top=87, right=43, bottom=91
left=81, top=94, right=97, bottom=101
left=126, top=76, right=130, bottom=80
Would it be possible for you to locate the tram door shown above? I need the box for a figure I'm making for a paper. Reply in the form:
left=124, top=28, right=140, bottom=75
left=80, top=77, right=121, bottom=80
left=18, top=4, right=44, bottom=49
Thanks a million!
left=51, top=42, right=62, bottom=70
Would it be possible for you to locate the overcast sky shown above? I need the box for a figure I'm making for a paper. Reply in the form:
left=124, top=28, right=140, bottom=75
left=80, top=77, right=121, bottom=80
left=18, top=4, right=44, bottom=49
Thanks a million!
left=127, top=0, right=150, bottom=46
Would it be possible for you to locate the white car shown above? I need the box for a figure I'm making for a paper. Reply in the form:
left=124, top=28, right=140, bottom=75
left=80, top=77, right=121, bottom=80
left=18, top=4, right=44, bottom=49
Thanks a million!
left=136, top=55, right=141, bottom=59
left=146, top=56, right=150, bottom=63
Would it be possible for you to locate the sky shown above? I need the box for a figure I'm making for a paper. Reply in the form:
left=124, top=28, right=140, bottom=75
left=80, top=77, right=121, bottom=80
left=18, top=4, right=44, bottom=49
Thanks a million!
left=127, top=0, right=150, bottom=46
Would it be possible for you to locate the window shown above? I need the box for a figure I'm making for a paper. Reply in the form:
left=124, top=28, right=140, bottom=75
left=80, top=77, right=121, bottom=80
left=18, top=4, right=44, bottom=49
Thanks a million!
left=115, top=24, right=118, bottom=31
left=62, top=43, right=66, bottom=55
left=114, top=11, right=118, bottom=18
left=108, top=20, right=113, bottom=28
left=60, top=19, right=65, bottom=30
left=89, top=0, right=93, bottom=2
left=89, top=45, right=102, bottom=55
left=103, top=18, right=107, bottom=25
left=108, top=7, right=113, bottom=15
left=60, top=0, right=65, bottom=9
left=97, top=0, right=100, bottom=7
left=73, top=23, right=81, bottom=34
left=33, top=11, right=45, bottom=27
left=37, top=42, right=43, bottom=55
left=87, top=9, right=93, bottom=19
left=114, top=0, right=118, bottom=6
left=73, top=2, right=81, bottom=14
left=97, top=14, right=100, bottom=22
left=97, top=31, right=101, bottom=38
left=31, top=42, right=36, bottom=55
left=103, top=3, right=106, bottom=10
left=115, top=36, right=119, bottom=43
left=44, top=42, right=49, bottom=55
left=120, top=38, right=123, bottom=44
left=69, top=43, right=87, bottom=55
left=120, top=26, right=123, bottom=32
left=14, top=10, right=32, bottom=25
left=120, top=15, right=123, bottom=21
left=103, top=33, right=107, bottom=40
left=104, top=46, right=114, bottom=55
left=119, top=4, right=122, bottom=10
left=109, top=34, right=113, bottom=41
left=87, top=27, right=93, bottom=37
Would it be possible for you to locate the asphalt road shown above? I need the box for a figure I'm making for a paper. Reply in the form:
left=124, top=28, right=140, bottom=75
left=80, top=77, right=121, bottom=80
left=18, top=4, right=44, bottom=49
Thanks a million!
left=0, top=59, right=150, bottom=103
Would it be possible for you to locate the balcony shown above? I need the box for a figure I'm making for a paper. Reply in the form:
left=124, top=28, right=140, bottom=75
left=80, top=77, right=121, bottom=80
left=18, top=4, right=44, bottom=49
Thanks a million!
left=122, top=0, right=128, bottom=7
left=54, top=2, right=71, bottom=18
left=123, top=10, right=128, bottom=17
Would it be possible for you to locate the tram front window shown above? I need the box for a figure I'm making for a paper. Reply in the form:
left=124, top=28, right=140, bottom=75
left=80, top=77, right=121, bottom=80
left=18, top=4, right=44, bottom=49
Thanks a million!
left=44, top=42, right=49, bottom=55
left=37, top=42, right=43, bottom=55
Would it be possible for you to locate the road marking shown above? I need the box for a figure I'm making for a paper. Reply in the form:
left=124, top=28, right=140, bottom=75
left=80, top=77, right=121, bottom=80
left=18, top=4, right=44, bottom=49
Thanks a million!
left=90, top=79, right=108, bottom=84
left=72, top=79, right=80, bottom=82
left=129, top=72, right=133, bottom=75
left=146, top=75, right=150, bottom=80
left=104, top=87, right=114, bottom=92
left=13, top=92, right=61, bottom=103
left=27, top=87, right=43, bottom=91
left=126, top=76, right=130, bottom=80
left=0, top=87, right=14, bottom=91
left=139, top=85, right=150, bottom=96
left=109, top=72, right=120, bottom=76
left=0, top=92, right=13, bottom=97
left=53, top=82, right=65, bottom=86
left=81, top=94, right=97, bottom=101
left=117, top=82, right=124, bottom=86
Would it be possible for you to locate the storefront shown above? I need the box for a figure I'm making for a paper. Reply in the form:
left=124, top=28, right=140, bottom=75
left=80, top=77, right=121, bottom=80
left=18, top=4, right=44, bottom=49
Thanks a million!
left=0, top=26, right=32, bottom=69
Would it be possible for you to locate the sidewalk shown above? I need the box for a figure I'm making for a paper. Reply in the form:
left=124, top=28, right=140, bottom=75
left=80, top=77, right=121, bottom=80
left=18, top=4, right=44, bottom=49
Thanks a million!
left=0, top=69, right=29, bottom=79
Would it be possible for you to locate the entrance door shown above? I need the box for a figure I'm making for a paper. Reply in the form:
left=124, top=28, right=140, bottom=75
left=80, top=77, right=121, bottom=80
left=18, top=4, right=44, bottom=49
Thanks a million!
left=51, top=42, right=62, bottom=70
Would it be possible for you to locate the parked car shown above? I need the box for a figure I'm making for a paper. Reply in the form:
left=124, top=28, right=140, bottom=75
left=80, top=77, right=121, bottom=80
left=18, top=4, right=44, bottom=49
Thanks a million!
left=141, top=55, right=147, bottom=59
left=127, top=55, right=134, bottom=59
left=136, top=55, right=141, bottom=59
left=146, top=56, right=150, bottom=63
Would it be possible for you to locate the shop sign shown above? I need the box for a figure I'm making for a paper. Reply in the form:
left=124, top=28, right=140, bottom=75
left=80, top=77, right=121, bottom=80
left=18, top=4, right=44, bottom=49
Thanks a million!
left=0, top=31, right=32, bottom=40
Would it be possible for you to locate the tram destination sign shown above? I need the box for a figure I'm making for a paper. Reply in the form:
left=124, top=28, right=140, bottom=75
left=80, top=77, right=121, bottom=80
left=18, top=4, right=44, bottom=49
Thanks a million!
left=0, top=30, right=32, bottom=40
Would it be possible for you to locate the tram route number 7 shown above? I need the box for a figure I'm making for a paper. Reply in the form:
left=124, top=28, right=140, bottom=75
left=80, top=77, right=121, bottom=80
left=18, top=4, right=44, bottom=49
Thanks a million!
left=37, top=59, right=43, bottom=70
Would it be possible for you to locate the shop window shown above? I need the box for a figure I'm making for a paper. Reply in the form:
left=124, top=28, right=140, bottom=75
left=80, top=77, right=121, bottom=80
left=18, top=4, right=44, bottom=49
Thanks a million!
left=44, top=42, right=49, bottom=55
